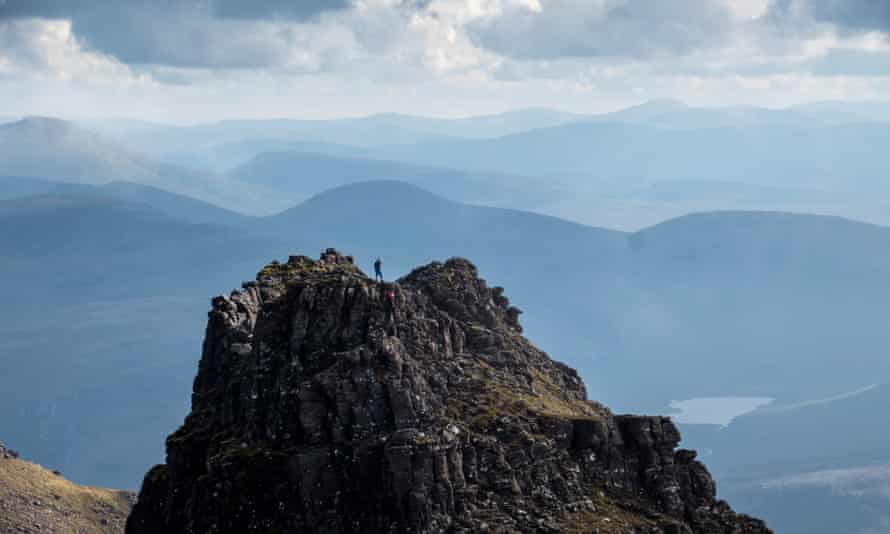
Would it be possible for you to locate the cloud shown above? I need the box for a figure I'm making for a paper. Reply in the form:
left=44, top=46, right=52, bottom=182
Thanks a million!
left=763, top=463, right=890, bottom=499
left=465, top=0, right=735, bottom=61
left=0, top=17, right=138, bottom=82
left=764, top=0, right=890, bottom=35
left=0, top=19, right=158, bottom=131
left=808, top=48, right=890, bottom=76
left=0, top=0, right=348, bottom=21
left=212, top=0, right=352, bottom=20
left=0, top=18, right=57, bottom=70
left=807, top=0, right=890, bottom=33
left=3, top=0, right=890, bottom=121
left=0, top=0, right=355, bottom=69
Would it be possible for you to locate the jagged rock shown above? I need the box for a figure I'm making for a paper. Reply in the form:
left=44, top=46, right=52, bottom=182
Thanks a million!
left=0, top=441, right=19, bottom=460
left=128, top=249, right=771, bottom=534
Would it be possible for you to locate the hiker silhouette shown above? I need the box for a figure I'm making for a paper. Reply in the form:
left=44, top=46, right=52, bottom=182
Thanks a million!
left=374, top=257, right=383, bottom=282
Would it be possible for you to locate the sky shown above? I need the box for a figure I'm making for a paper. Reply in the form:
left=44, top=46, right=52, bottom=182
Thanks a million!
left=2, top=0, right=890, bottom=122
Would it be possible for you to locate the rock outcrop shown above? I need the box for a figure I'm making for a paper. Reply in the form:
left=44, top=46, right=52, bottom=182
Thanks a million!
left=128, top=249, right=771, bottom=534
left=0, top=440, right=18, bottom=459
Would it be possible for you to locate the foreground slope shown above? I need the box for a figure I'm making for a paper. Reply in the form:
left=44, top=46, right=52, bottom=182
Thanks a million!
left=128, top=250, right=769, bottom=533
left=0, top=442, right=133, bottom=533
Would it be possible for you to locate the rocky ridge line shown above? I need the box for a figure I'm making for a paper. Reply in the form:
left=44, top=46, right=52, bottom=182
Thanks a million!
left=127, top=249, right=771, bottom=533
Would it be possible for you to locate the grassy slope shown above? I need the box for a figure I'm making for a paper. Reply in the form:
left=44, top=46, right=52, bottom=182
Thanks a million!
left=0, top=455, right=133, bottom=533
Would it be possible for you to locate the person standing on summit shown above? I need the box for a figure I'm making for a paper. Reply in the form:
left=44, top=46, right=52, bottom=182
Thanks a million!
left=374, top=257, right=384, bottom=282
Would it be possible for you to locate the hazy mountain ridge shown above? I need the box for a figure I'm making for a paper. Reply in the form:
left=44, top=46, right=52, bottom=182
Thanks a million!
left=101, top=116, right=462, bottom=163
left=582, top=100, right=874, bottom=130
left=0, top=118, right=253, bottom=213
left=158, top=139, right=377, bottom=173
left=375, top=120, right=890, bottom=194
left=0, top=176, right=250, bottom=225
left=82, top=107, right=583, bottom=154
left=12, top=108, right=890, bottom=231
left=0, top=117, right=161, bottom=185
left=228, top=151, right=566, bottom=214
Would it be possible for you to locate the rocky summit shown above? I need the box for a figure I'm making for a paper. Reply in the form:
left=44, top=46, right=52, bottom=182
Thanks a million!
left=127, top=249, right=771, bottom=534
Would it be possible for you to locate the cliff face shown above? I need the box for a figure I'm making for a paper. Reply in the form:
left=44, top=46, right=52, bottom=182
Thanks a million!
left=127, top=249, right=770, bottom=534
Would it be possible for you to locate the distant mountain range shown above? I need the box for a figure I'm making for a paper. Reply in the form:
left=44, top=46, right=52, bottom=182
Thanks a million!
left=0, top=117, right=252, bottom=211
left=75, top=99, right=890, bottom=172
left=376, top=120, right=890, bottom=192
left=0, top=176, right=248, bottom=225
left=81, top=107, right=584, bottom=155
left=7, top=109, right=890, bottom=231
left=580, top=98, right=890, bottom=129
left=227, top=150, right=565, bottom=214
left=0, top=117, right=161, bottom=185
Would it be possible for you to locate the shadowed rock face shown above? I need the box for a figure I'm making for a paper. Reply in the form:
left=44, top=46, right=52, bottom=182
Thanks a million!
left=127, top=249, right=771, bottom=534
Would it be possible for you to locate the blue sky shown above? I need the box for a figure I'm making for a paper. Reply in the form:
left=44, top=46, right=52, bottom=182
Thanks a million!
left=2, top=0, right=890, bottom=121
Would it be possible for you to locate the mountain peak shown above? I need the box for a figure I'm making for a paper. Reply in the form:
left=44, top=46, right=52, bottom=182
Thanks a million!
left=640, top=98, right=688, bottom=108
left=400, top=255, right=525, bottom=333
left=6, top=116, right=77, bottom=134
left=127, top=249, right=771, bottom=533
left=274, top=180, right=454, bottom=220
left=18, top=115, right=70, bottom=124
left=626, top=98, right=689, bottom=113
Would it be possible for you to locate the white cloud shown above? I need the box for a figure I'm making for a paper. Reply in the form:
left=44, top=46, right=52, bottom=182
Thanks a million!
left=465, top=0, right=735, bottom=60
left=726, top=0, right=770, bottom=21
left=0, top=18, right=144, bottom=84
left=2, top=0, right=890, bottom=120
left=764, top=464, right=890, bottom=499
